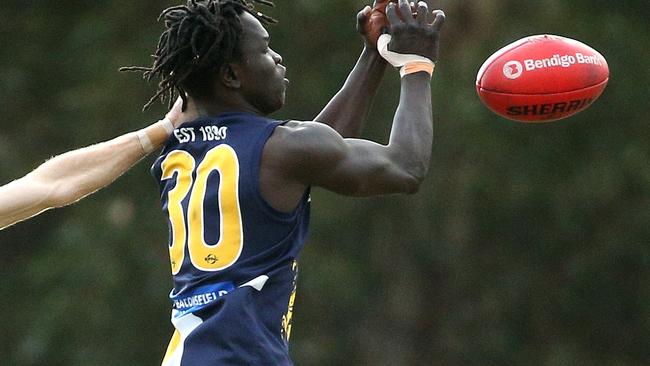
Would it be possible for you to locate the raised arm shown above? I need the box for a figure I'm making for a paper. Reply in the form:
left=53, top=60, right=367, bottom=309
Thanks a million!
left=264, top=1, right=444, bottom=202
left=0, top=98, right=195, bottom=230
left=288, top=71, right=433, bottom=196
left=313, top=4, right=388, bottom=138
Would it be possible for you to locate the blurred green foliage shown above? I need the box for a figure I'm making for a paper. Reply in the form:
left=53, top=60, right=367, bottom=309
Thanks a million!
left=1, top=1, right=649, bottom=365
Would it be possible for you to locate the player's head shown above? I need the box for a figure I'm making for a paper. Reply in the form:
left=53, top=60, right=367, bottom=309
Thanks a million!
left=121, top=0, right=285, bottom=115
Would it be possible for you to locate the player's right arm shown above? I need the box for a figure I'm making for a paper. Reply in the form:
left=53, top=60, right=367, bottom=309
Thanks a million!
left=281, top=74, right=432, bottom=197
left=265, top=1, right=445, bottom=199
left=313, top=5, right=388, bottom=138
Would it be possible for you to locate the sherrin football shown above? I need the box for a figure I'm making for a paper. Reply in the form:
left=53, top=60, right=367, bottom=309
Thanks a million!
left=476, top=34, right=609, bottom=123
left=364, top=0, right=398, bottom=48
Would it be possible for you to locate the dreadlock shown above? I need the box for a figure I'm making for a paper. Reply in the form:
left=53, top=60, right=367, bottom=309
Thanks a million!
left=120, top=0, right=277, bottom=111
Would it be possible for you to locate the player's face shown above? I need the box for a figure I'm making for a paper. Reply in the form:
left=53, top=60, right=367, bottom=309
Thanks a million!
left=234, top=12, right=288, bottom=115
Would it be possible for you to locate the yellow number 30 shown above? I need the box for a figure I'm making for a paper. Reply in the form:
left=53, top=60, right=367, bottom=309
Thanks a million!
left=160, top=145, right=243, bottom=275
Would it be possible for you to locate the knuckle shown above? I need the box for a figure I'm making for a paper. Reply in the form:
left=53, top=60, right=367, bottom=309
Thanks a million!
left=392, top=25, right=405, bottom=35
left=405, top=22, right=418, bottom=31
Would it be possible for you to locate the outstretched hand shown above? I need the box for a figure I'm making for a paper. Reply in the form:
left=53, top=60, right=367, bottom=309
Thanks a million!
left=386, top=0, right=445, bottom=62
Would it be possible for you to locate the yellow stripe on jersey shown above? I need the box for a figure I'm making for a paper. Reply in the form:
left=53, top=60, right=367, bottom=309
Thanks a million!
left=161, top=312, right=204, bottom=366
left=161, top=330, right=181, bottom=365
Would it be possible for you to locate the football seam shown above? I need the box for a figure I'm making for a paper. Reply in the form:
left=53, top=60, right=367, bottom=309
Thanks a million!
left=478, top=77, right=609, bottom=95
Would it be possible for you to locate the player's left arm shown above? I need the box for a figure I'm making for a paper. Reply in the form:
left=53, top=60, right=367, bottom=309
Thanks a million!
left=314, top=4, right=388, bottom=138
left=0, top=98, right=194, bottom=230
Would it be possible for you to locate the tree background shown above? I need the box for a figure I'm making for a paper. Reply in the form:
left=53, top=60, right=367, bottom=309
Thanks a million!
left=1, top=0, right=648, bottom=365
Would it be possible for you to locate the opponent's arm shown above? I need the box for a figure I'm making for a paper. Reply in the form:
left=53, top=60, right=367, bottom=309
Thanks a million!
left=0, top=98, right=194, bottom=230
left=313, top=5, right=388, bottom=138
left=277, top=1, right=444, bottom=196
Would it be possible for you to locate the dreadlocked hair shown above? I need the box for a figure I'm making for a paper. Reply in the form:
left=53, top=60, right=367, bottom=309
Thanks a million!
left=120, top=0, right=277, bottom=111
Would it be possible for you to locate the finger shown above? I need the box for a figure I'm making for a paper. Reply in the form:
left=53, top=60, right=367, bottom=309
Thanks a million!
left=357, top=5, right=372, bottom=30
left=416, top=1, right=428, bottom=24
left=398, top=0, right=415, bottom=23
left=171, top=96, right=183, bottom=112
left=165, top=96, right=183, bottom=121
left=423, top=1, right=434, bottom=22
left=410, top=2, right=420, bottom=17
left=386, top=3, right=403, bottom=28
left=431, top=9, right=445, bottom=31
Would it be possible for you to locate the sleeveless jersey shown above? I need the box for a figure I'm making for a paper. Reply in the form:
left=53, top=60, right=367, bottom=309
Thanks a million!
left=150, top=112, right=310, bottom=366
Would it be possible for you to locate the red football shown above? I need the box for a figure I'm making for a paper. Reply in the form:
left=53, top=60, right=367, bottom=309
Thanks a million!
left=476, top=34, right=609, bottom=123
left=364, top=0, right=398, bottom=48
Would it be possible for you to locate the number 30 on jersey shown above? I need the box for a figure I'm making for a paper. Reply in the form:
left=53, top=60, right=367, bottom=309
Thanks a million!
left=160, top=145, right=243, bottom=274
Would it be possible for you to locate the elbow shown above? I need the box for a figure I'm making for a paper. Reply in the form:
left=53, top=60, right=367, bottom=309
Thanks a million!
left=402, top=172, right=425, bottom=194
left=401, top=162, right=430, bottom=194
left=373, top=162, right=428, bottom=195
left=387, top=149, right=431, bottom=195
left=383, top=167, right=427, bottom=195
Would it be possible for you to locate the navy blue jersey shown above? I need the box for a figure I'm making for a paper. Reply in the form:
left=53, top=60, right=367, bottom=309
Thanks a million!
left=151, top=112, right=310, bottom=366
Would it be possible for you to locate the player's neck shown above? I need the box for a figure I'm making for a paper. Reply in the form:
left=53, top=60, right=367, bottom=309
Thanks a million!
left=190, top=95, right=263, bottom=118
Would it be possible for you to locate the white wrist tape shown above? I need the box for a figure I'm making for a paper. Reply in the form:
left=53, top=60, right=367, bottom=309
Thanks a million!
left=137, top=130, right=154, bottom=154
left=377, top=34, right=435, bottom=77
left=160, top=117, right=174, bottom=134
left=138, top=117, right=175, bottom=154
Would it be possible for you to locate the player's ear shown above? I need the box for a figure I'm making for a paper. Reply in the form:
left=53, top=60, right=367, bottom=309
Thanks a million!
left=219, top=63, right=241, bottom=89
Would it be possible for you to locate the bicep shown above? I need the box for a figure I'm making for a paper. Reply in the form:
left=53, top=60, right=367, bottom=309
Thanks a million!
left=312, top=138, right=419, bottom=196
left=283, top=123, right=418, bottom=196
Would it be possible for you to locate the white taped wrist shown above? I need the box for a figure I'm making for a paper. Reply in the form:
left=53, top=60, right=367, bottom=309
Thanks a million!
left=378, top=34, right=435, bottom=77
left=160, top=117, right=174, bottom=134
left=399, top=61, right=435, bottom=78
left=138, top=117, right=175, bottom=154
left=137, top=130, right=154, bottom=154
